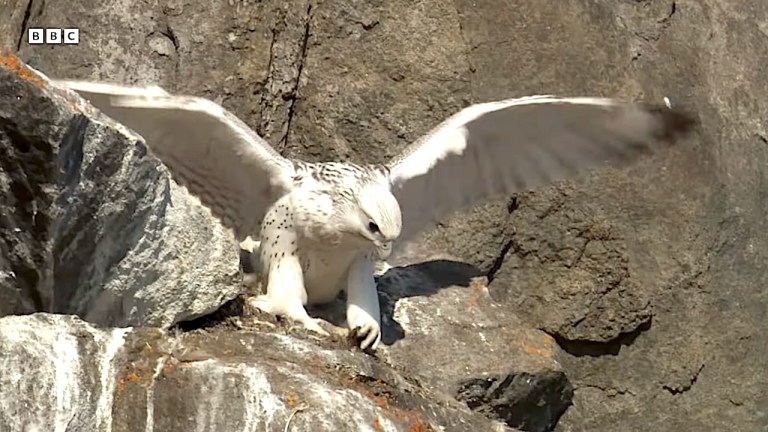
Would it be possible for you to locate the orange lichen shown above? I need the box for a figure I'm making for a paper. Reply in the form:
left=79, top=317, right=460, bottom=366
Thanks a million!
left=124, top=371, right=142, bottom=383
left=285, top=392, right=299, bottom=408
left=0, top=49, right=97, bottom=116
left=467, top=278, right=489, bottom=307
left=0, top=50, right=45, bottom=88
left=523, top=345, right=552, bottom=356
left=372, top=415, right=383, bottom=431
left=336, top=374, right=436, bottom=430
left=513, top=339, right=553, bottom=357
left=541, top=334, right=555, bottom=346
left=408, top=419, right=435, bottom=432
left=113, top=358, right=169, bottom=402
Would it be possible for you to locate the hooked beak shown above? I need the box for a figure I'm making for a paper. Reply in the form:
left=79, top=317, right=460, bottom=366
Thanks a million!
left=375, top=241, right=392, bottom=260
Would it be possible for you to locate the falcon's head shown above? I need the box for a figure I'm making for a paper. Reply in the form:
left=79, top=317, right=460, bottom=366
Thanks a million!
left=352, top=184, right=402, bottom=259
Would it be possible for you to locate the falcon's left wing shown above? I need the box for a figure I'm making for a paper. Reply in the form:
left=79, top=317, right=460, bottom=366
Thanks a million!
left=387, top=96, right=695, bottom=252
left=53, top=80, right=295, bottom=240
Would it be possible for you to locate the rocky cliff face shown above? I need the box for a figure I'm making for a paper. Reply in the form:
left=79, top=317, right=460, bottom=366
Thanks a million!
left=0, top=0, right=767, bottom=431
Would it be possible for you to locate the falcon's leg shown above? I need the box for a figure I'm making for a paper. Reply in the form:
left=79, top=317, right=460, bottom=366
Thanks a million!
left=345, top=253, right=382, bottom=350
left=249, top=257, right=329, bottom=336
left=248, top=226, right=328, bottom=336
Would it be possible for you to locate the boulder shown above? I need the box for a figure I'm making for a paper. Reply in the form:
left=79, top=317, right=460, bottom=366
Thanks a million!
left=0, top=312, right=520, bottom=432
left=0, top=53, right=241, bottom=328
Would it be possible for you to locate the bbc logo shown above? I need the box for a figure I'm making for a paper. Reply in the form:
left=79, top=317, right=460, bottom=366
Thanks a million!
left=28, top=28, right=80, bottom=45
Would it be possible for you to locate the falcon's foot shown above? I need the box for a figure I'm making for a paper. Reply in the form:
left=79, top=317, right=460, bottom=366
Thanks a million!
left=347, top=304, right=382, bottom=350
left=248, top=295, right=329, bottom=336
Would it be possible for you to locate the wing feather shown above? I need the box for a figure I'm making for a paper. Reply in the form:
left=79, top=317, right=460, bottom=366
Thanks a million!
left=52, top=80, right=294, bottom=239
left=387, top=96, right=695, bottom=250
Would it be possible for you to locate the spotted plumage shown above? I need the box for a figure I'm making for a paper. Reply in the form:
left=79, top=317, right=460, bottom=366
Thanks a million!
left=54, top=79, right=695, bottom=351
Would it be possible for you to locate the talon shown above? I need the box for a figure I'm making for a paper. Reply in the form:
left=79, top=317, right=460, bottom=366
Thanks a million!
left=360, top=329, right=379, bottom=351
left=248, top=295, right=274, bottom=314
left=300, top=318, right=330, bottom=337
left=349, top=325, right=380, bottom=351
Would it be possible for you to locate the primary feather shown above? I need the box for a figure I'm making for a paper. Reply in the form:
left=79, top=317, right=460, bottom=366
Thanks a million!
left=387, top=96, right=694, bottom=252
left=55, top=81, right=294, bottom=240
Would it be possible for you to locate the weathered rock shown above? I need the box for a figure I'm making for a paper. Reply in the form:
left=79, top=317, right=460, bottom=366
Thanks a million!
left=377, top=260, right=573, bottom=432
left=0, top=313, right=517, bottom=432
left=0, top=1, right=27, bottom=51
left=0, top=54, right=241, bottom=327
left=0, top=313, right=129, bottom=432
left=1, top=0, right=767, bottom=431
left=491, top=189, right=654, bottom=343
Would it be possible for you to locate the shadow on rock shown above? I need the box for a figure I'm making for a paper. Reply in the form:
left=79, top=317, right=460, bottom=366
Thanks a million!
left=376, top=259, right=485, bottom=345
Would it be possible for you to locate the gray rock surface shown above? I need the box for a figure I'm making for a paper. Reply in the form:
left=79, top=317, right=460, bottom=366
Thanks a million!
left=0, top=312, right=517, bottom=432
left=0, top=0, right=767, bottom=431
left=0, top=55, right=241, bottom=328
left=377, top=261, right=573, bottom=432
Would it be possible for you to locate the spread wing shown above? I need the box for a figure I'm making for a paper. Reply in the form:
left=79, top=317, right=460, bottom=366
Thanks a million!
left=387, top=95, right=695, bottom=249
left=53, top=80, right=295, bottom=240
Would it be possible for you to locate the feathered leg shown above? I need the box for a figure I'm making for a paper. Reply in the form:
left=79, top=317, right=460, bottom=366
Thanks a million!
left=345, top=252, right=382, bottom=350
left=248, top=207, right=328, bottom=336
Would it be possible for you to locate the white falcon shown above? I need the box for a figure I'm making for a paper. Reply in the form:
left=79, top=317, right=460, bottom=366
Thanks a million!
left=53, top=80, right=694, bottom=350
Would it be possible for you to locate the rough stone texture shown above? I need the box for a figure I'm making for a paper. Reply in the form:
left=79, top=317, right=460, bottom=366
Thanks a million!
left=0, top=313, right=129, bottom=432
left=0, top=0, right=29, bottom=51
left=0, top=55, right=241, bottom=327
left=376, top=260, right=573, bottom=432
left=234, top=252, right=574, bottom=431
left=0, top=0, right=766, bottom=431
left=0, top=313, right=517, bottom=432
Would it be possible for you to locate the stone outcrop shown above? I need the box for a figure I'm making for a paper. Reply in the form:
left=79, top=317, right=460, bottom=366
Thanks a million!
left=0, top=54, right=241, bottom=328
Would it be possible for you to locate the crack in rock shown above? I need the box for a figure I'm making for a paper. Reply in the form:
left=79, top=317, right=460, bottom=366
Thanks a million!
left=280, top=3, right=313, bottom=149
left=486, top=196, right=519, bottom=283
left=15, top=0, right=35, bottom=51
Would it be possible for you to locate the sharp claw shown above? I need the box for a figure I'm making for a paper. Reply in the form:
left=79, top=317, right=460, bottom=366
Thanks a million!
left=248, top=297, right=330, bottom=337
left=303, top=318, right=330, bottom=336
left=363, top=331, right=379, bottom=351
left=350, top=325, right=380, bottom=351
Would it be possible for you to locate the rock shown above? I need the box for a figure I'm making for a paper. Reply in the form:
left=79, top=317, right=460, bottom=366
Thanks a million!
left=0, top=313, right=130, bottom=432
left=490, top=188, right=653, bottom=343
left=0, top=313, right=517, bottom=432
left=0, top=53, right=241, bottom=327
left=377, top=260, right=573, bottom=432
left=0, top=1, right=27, bottom=51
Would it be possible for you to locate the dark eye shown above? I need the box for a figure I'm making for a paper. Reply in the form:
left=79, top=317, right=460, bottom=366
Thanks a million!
left=368, top=222, right=380, bottom=233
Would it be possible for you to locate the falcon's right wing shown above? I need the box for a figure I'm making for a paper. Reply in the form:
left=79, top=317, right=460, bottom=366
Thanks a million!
left=53, top=80, right=295, bottom=240
left=387, top=96, right=696, bottom=253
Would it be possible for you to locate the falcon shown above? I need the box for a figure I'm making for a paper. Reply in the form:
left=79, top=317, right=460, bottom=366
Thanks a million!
left=53, top=79, right=695, bottom=350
